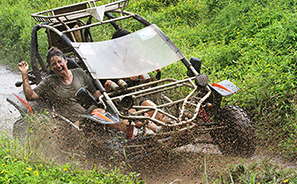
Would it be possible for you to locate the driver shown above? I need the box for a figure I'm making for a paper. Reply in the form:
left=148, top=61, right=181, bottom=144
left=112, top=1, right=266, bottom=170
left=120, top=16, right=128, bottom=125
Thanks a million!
left=18, top=47, right=129, bottom=131
left=18, top=47, right=162, bottom=134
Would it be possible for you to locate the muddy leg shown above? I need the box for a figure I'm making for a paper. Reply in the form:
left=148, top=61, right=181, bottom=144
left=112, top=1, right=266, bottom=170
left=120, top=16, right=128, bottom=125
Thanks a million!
left=141, top=100, right=163, bottom=132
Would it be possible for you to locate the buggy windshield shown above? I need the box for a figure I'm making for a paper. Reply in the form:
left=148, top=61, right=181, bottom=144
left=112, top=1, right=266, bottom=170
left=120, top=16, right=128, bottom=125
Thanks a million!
left=71, top=24, right=184, bottom=79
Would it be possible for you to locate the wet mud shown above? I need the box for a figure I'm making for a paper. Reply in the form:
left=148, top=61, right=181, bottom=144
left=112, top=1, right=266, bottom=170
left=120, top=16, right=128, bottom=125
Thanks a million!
left=124, top=145, right=297, bottom=184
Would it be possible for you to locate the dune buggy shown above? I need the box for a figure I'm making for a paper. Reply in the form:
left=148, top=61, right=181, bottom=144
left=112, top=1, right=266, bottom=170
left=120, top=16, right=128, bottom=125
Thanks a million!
left=7, top=0, right=256, bottom=160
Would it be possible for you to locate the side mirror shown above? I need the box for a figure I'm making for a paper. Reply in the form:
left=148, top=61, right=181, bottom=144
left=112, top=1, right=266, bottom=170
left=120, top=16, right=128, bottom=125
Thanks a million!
left=187, top=57, right=201, bottom=77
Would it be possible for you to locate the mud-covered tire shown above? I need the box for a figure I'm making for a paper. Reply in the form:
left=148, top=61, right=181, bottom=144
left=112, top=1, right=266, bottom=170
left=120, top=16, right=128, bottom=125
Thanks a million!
left=210, top=105, right=256, bottom=157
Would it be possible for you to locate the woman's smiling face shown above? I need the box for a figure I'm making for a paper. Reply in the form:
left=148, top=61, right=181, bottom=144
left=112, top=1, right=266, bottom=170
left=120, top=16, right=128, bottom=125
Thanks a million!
left=50, top=55, right=68, bottom=78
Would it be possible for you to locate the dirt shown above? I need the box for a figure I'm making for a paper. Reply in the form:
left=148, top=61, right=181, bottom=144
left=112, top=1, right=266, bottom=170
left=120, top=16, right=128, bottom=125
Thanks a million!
left=0, top=63, right=296, bottom=184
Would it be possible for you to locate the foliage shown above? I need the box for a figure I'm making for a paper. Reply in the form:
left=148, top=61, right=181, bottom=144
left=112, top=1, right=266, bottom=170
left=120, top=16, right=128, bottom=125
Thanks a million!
left=0, top=154, right=142, bottom=184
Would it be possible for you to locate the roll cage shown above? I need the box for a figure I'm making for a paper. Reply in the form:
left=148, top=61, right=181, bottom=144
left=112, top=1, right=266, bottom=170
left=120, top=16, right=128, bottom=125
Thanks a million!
left=28, top=0, right=238, bottom=137
left=30, top=0, right=198, bottom=91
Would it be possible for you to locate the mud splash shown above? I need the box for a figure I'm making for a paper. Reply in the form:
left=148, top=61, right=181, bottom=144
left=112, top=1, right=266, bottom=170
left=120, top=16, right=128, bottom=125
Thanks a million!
left=124, top=147, right=297, bottom=184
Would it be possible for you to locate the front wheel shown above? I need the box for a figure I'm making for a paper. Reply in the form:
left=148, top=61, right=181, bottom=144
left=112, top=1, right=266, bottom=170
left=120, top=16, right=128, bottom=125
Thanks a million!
left=210, top=105, right=256, bottom=157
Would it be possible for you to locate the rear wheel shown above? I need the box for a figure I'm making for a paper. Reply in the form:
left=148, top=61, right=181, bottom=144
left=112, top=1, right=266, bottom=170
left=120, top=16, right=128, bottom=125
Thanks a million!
left=210, top=105, right=256, bottom=157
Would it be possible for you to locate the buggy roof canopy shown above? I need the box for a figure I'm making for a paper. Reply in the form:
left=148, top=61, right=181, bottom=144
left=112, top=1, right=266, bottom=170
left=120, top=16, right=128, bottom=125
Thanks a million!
left=71, top=24, right=184, bottom=79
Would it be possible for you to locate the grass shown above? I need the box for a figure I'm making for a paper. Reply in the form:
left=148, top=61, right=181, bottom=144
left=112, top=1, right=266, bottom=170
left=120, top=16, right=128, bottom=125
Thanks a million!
left=0, top=145, right=143, bottom=183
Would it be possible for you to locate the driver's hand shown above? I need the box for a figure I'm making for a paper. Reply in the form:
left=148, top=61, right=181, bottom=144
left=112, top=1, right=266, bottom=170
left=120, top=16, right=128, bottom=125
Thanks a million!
left=17, top=61, right=29, bottom=73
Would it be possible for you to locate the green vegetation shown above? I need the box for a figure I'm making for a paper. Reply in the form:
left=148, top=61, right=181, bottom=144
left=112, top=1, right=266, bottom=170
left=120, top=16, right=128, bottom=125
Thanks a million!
left=0, top=0, right=296, bottom=182
left=0, top=150, right=141, bottom=184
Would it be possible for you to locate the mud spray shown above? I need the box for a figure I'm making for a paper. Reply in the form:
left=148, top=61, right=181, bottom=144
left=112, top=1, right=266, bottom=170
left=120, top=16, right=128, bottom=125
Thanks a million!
left=0, top=64, right=295, bottom=184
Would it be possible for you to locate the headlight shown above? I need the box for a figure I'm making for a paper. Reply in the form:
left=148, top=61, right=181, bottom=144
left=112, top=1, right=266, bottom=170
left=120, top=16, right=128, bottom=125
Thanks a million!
left=195, top=74, right=209, bottom=87
left=119, top=95, right=134, bottom=111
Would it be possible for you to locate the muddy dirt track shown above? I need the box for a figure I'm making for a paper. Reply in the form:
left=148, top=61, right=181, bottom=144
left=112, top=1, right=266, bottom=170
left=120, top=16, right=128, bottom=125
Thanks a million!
left=0, top=64, right=296, bottom=183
